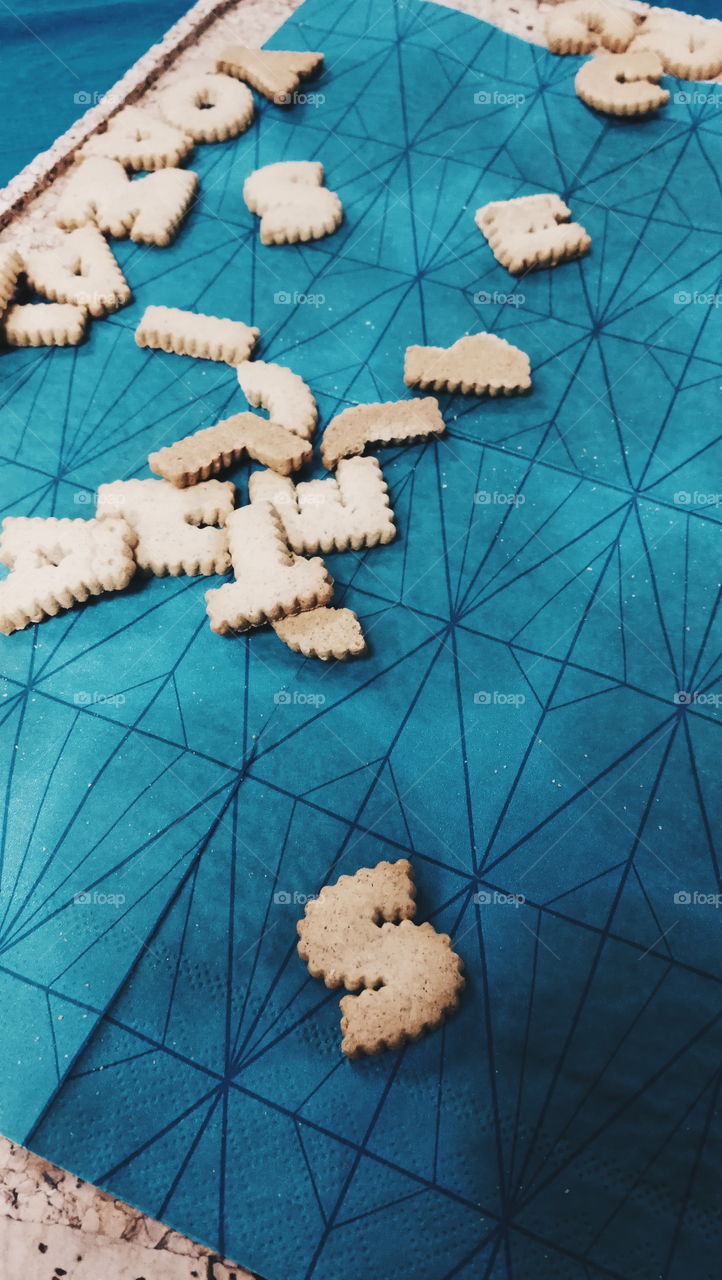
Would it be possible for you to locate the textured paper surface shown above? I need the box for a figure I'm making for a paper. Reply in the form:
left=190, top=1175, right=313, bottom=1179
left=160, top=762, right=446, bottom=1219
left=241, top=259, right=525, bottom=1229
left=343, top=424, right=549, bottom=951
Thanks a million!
left=1, top=0, right=721, bottom=1276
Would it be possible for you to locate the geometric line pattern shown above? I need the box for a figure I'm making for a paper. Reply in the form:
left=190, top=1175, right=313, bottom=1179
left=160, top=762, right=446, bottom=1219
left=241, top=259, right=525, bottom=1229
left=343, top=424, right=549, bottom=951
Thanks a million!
left=0, top=1, right=721, bottom=1278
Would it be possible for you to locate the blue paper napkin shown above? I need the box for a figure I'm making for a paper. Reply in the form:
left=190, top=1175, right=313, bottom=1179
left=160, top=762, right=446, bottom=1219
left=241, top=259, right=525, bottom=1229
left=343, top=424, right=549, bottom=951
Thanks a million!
left=1, top=0, right=721, bottom=1276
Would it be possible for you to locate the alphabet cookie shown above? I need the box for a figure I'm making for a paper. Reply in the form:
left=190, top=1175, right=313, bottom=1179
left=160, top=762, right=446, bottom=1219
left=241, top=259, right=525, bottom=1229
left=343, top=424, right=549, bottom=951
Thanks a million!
left=79, top=106, right=193, bottom=170
left=320, top=396, right=445, bottom=470
left=297, top=859, right=465, bottom=1058
left=0, top=248, right=22, bottom=318
left=3, top=302, right=88, bottom=348
left=236, top=359, right=318, bottom=440
left=216, top=45, right=324, bottom=104
left=158, top=72, right=254, bottom=143
left=575, top=50, right=669, bottom=117
left=0, top=516, right=136, bottom=634
left=273, top=606, right=366, bottom=660
left=148, top=412, right=312, bottom=487
left=630, top=12, right=722, bottom=80
left=546, top=0, right=637, bottom=54
left=57, top=158, right=198, bottom=247
left=475, top=192, right=591, bottom=275
left=96, top=478, right=235, bottom=576
left=205, top=500, right=333, bottom=633
left=135, top=305, right=259, bottom=365
left=24, top=226, right=131, bottom=317
left=243, top=160, right=342, bottom=245
left=404, top=333, right=531, bottom=397
left=249, top=456, right=395, bottom=554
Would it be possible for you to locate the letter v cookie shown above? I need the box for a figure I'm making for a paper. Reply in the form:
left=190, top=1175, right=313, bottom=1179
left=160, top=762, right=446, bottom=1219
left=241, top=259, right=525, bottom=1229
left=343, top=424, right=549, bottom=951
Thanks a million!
left=205, top=500, right=333, bottom=633
left=57, top=158, right=198, bottom=247
left=297, top=859, right=464, bottom=1058
left=79, top=106, right=193, bottom=170
left=96, top=478, right=235, bottom=576
left=249, top=456, right=395, bottom=554
left=217, top=45, right=324, bottom=104
left=24, top=226, right=131, bottom=317
left=0, top=516, right=136, bottom=634
left=404, top=333, right=531, bottom=396
left=475, top=193, right=591, bottom=275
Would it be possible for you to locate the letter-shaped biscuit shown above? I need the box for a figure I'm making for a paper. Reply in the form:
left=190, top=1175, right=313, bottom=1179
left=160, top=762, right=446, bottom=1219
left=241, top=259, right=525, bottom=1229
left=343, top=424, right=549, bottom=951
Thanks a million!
left=57, top=158, right=198, bottom=246
left=243, top=160, right=342, bottom=245
left=546, top=0, right=638, bottom=54
left=404, top=333, right=531, bottom=397
left=0, top=248, right=23, bottom=318
left=273, top=606, right=366, bottom=660
left=216, top=46, right=324, bottom=104
left=157, top=72, right=255, bottom=143
left=236, top=359, right=317, bottom=440
left=320, top=396, right=445, bottom=470
left=249, top=456, right=395, bottom=554
left=148, top=411, right=311, bottom=487
left=630, top=12, right=722, bottom=80
left=3, top=302, right=88, bottom=348
left=24, top=226, right=131, bottom=317
left=79, top=106, right=193, bottom=170
left=204, top=500, right=333, bottom=633
left=475, top=193, right=591, bottom=275
left=575, top=50, right=669, bottom=117
left=0, top=516, right=136, bottom=634
left=135, top=304, right=259, bottom=365
left=297, top=859, right=464, bottom=1058
left=96, top=478, right=235, bottom=576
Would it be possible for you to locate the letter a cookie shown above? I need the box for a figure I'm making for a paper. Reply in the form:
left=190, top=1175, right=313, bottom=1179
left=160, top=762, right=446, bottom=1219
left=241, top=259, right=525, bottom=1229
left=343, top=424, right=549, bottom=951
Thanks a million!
left=0, top=516, right=136, bottom=634
left=297, top=859, right=464, bottom=1058
left=24, top=226, right=131, bottom=317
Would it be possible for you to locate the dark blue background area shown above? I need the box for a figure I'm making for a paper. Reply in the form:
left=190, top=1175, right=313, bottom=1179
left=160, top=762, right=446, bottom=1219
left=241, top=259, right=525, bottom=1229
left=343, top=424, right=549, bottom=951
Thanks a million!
left=0, top=0, right=190, bottom=186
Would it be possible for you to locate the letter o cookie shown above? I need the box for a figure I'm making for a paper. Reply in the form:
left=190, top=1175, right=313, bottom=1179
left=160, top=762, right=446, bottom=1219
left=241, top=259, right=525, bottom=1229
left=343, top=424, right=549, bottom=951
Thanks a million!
left=158, top=72, right=255, bottom=143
